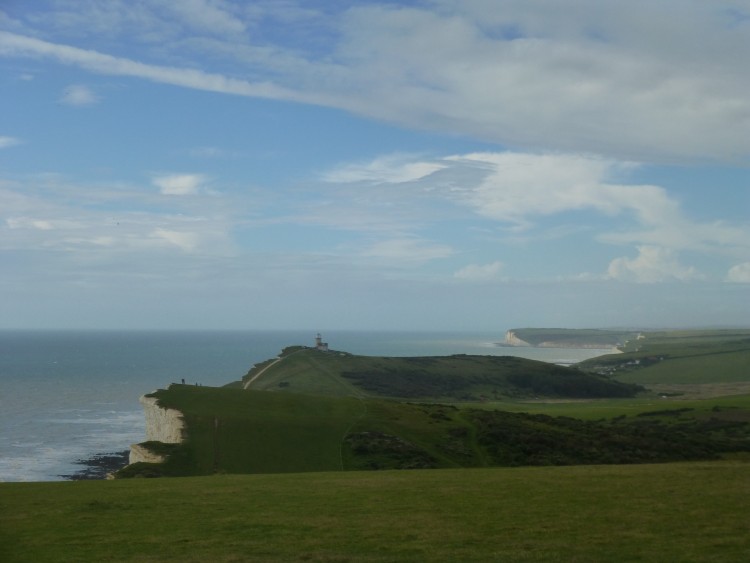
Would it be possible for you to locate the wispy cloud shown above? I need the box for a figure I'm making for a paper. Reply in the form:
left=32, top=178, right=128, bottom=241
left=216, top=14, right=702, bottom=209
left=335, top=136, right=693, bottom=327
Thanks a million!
left=161, top=0, right=246, bottom=35
left=0, top=31, right=302, bottom=102
left=60, top=84, right=99, bottom=106
left=151, top=228, right=201, bottom=252
left=454, top=261, right=505, bottom=282
left=152, top=174, right=207, bottom=196
left=315, top=150, right=750, bottom=282
left=323, top=154, right=446, bottom=184
left=727, top=262, right=750, bottom=283
left=0, top=135, right=22, bottom=148
left=4, top=2, right=750, bottom=161
left=362, top=238, right=454, bottom=265
left=0, top=173, right=236, bottom=260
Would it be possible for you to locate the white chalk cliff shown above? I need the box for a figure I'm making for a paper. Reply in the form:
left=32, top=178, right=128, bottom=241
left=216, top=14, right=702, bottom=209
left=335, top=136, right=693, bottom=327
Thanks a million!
left=128, top=394, right=185, bottom=465
left=504, top=330, right=532, bottom=347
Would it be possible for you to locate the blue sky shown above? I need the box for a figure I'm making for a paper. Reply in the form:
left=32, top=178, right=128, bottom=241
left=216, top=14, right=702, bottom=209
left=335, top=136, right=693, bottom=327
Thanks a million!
left=1, top=0, right=749, bottom=331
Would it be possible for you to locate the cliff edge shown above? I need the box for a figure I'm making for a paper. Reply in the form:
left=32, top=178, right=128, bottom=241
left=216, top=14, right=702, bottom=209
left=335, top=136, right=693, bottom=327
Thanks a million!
left=504, top=330, right=532, bottom=347
left=503, top=328, right=633, bottom=349
left=128, top=394, right=185, bottom=465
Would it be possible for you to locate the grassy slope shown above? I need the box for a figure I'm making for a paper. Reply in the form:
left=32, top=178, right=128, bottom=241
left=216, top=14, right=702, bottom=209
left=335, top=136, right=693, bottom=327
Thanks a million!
left=579, top=329, right=750, bottom=385
left=242, top=349, right=640, bottom=400
left=2, top=462, right=749, bottom=562
left=123, top=385, right=750, bottom=477
left=147, top=386, right=365, bottom=475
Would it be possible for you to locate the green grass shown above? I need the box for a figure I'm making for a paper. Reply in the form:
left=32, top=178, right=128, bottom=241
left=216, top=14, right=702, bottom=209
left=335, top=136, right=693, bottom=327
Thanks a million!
left=579, top=329, right=750, bottom=385
left=2, top=462, right=749, bottom=562
left=123, top=385, right=750, bottom=477
left=149, top=386, right=365, bottom=475
left=243, top=348, right=641, bottom=401
left=616, top=349, right=750, bottom=384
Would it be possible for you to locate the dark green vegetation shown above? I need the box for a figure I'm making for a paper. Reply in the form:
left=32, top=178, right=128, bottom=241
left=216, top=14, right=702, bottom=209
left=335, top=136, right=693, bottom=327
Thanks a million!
left=2, top=462, right=749, bottom=562
left=241, top=348, right=641, bottom=400
left=507, top=327, right=636, bottom=347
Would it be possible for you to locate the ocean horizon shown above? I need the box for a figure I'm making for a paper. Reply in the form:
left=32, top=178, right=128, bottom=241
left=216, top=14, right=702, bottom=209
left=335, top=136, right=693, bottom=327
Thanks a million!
left=0, top=329, right=615, bottom=482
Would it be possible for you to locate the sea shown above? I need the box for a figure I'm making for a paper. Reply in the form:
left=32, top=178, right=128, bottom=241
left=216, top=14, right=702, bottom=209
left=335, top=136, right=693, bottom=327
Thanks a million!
left=0, top=330, right=615, bottom=482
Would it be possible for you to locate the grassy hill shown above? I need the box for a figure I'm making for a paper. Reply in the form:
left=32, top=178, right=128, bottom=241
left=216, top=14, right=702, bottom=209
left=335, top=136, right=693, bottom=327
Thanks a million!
left=118, top=384, right=750, bottom=478
left=239, top=348, right=641, bottom=401
left=3, top=462, right=750, bottom=562
left=578, top=329, right=750, bottom=396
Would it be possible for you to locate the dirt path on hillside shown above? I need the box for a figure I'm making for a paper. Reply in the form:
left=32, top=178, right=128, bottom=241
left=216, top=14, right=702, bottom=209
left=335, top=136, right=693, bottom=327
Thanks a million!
left=243, top=349, right=307, bottom=389
left=243, top=357, right=283, bottom=389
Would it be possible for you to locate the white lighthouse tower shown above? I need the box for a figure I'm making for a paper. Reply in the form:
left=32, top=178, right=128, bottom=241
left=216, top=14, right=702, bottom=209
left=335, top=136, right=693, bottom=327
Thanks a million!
left=314, top=333, right=329, bottom=352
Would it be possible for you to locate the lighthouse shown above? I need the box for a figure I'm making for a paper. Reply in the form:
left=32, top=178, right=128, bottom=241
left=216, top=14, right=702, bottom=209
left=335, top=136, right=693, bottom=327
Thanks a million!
left=315, top=333, right=329, bottom=352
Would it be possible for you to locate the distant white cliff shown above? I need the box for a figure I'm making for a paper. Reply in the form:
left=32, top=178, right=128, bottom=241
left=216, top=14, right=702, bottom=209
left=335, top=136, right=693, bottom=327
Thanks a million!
left=504, top=330, right=532, bottom=347
left=128, top=394, right=185, bottom=465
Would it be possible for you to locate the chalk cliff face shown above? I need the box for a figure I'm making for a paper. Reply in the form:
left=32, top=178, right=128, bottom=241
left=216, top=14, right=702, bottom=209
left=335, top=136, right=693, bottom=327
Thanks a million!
left=128, top=394, right=185, bottom=465
left=129, top=443, right=167, bottom=465
left=504, top=330, right=531, bottom=347
left=139, top=394, right=185, bottom=443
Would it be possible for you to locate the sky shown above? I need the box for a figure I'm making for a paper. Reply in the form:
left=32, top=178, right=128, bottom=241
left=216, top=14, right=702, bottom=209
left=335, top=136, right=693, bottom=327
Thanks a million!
left=1, top=0, right=749, bottom=332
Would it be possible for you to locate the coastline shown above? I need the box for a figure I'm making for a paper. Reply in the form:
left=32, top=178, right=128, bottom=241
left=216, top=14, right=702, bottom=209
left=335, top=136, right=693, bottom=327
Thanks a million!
left=59, top=450, right=130, bottom=480
left=0, top=330, right=626, bottom=482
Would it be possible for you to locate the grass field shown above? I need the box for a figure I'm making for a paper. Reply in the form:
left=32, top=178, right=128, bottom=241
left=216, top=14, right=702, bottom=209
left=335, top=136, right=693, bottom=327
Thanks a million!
left=579, top=329, right=750, bottom=387
left=138, top=386, right=365, bottom=475
left=241, top=348, right=640, bottom=401
left=119, top=384, right=750, bottom=477
left=2, top=461, right=749, bottom=562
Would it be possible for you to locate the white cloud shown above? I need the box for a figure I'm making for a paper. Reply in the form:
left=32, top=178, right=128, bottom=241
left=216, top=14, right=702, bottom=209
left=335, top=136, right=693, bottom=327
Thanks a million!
left=0, top=172, right=237, bottom=261
left=151, top=228, right=200, bottom=252
left=0, top=136, right=22, bottom=148
left=324, top=154, right=446, bottom=184
left=454, top=261, right=504, bottom=282
left=727, top=262, right=750, bottom=283
left=332, top=2, right=750, bottom=161
left=152, top=174, right=206, bottom=195
left=5, top=2, right=750, bottom=161
left=161, top=0, right=246, bottom=35
left=333, top=151, right=681, bottom=232
left=7, top=217, right=56, bottom=230
left=60, top=84, right=99, bottom=106
left=607, top=246, right=700, bottom=283
left=0, top=31, right=301, bottom=103
left=446, top=152, right=679, bottom=229
left=313, top=150, right=750, bottom=281
left=188, top=146, right=236, bottom=158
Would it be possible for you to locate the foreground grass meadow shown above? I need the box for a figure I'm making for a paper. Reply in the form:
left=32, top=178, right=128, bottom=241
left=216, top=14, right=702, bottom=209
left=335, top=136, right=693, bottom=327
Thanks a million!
left=2, top=461, right=749, bottom=562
